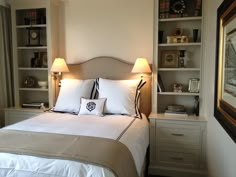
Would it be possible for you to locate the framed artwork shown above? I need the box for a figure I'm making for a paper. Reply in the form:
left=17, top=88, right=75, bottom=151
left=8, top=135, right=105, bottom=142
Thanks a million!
left=160, top=50, right=179, bottom=68
left=215, top=0, right=236, bottom=143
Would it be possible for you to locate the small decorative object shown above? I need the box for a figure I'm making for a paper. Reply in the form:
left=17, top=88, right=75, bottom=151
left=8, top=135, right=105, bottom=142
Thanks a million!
left=159, top=0, right=202, bottom=19
left=174, top=28, right=183, bottom=36
left=167, top=29, right=189, bottom=43
left=38, top=81, right=48, bottom=89
left=194, top=96, right=199, bottom=116
left=169, top=0, right=186, bottom=16
left=26, top=27, right=42, bottom=46
left=179, top=50, right=185, bottom=67
left=24, top=76, right=37, bottom=88
left=188, top=78, right=200, bottom=93
left=193, top=29, right=199, bottom=42
left=39, top=52, right=48, bottom=68
left=160, top=50, right=179, bottom=68
left=173, top=83, right=183, bottom=92
left=159, top=30, right=164, bottom=43
left=31, top=52, right=42, bottom=67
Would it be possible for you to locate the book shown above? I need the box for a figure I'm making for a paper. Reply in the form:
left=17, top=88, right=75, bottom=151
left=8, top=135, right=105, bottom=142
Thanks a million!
left=158, top=74, right=165, bottom=92
left=22, top=102, right=43, bottom=109
left=164, top=111, right=188, bottom=117
left=167, top=104, right=185, bottom=112
left=159, top=0, right=165, bottom=19
left=165, top=110, right=187, bottom=114
left=194, top=0, right=202, bottom=16
left=164, top=0, right=170, bottom=18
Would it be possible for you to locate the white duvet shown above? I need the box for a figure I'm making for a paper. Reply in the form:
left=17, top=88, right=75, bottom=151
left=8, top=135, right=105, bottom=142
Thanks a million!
left=0, top=112, right=149, bottom=177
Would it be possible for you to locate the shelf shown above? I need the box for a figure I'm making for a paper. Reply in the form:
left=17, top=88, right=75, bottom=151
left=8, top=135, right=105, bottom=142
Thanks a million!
left=18, top=67, right=48, bottom=71
left=158, top=68, right=200, bottom=71
left=159, top=42, right=201, bottom=47
left=19, top=88, right=48, bottom=91
left=158, top=92, right=200, bottom=96
left=149, top=113, right=207, bottom=122
left=17, top=46, right=47, bottom=49
left=16, top=24, right=47, bottom=28
left=159, top=16, right=202, bottom=22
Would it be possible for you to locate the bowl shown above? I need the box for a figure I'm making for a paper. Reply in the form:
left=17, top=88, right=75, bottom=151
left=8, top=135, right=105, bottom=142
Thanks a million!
left=38, top=81, right=48, bottom=89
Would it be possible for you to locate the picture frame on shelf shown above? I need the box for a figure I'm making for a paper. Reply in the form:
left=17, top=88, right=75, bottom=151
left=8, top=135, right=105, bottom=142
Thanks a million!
left=188, top=78, right=199, bottom=93
left=160, top=50, right=179, bottom=68
left=214, top=0, right=236, bottom=143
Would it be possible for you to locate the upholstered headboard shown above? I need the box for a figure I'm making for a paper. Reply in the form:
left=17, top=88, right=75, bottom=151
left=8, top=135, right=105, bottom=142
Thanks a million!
left=62, top=56, right=151, bottom=116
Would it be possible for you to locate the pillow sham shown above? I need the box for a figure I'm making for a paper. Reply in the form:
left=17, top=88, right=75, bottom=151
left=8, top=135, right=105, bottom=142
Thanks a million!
left=54, top=79, right=95, bottom=114
left=78, top=98, right=106, bottom=116
left=97, top=78, right=146, bottom=118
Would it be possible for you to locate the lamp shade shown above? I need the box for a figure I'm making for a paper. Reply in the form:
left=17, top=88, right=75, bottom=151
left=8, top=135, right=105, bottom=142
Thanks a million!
left=131, top=58, right=151, bottom=73
left=50, top=58, right=69, bottom=73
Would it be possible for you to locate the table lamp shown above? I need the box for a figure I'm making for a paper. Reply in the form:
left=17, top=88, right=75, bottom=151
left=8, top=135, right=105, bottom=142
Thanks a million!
left=131, top=57, right=151, bottom=78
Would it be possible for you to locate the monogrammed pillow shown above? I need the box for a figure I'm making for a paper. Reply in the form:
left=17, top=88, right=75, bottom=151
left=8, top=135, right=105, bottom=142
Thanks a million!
left=78, top=98, right=106, bottom=116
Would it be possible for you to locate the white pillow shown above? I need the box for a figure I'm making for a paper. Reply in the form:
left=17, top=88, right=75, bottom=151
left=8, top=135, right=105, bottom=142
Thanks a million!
left=54, top=79, right=95, bottom=114
left=98, top=78, right=145, bottom=118
left=78, top=98, right=106, bottom=116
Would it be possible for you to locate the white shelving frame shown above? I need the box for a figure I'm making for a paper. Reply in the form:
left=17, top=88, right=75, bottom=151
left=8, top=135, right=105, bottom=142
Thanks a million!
left=9, top=0, right=60, bottom=109
left=152, top=0, right=204, bottom=118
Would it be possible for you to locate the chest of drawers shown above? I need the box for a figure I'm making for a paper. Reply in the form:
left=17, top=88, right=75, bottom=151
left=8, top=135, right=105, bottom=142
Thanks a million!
left=148, top=113, right=207, bottom=177
left=4, top=107, right=43, bottom=126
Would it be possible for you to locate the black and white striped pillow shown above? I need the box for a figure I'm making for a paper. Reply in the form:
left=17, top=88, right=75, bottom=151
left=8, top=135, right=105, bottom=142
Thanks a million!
left=95, top=78, right=146, bottom=119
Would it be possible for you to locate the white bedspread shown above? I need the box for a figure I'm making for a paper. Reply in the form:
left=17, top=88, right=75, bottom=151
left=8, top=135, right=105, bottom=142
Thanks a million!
left=0, top=112, right=149, bottom=177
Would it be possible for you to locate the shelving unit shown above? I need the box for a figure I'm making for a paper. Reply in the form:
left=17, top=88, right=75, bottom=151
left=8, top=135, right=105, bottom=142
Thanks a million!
left=152, top=4, right=203, bottom=116
left=149, top=1, right=206, bottom=177
left=4, top=0, right=59, bottom=125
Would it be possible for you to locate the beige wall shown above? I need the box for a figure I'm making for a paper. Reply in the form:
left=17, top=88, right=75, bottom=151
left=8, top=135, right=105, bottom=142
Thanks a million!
left=202, top=0, right=236, bottom=177
left=0, top=0, right=7, bottom=6
left=61, top=0, right=153, bottom=64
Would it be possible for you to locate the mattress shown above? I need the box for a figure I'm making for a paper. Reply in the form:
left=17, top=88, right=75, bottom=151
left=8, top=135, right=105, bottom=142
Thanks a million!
left=0, top=112, right=149, bottom=177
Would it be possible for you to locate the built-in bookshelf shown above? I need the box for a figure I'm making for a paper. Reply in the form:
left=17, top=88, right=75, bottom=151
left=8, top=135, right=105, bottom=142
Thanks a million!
left=152, top=0, right=203, bottom=117
left=4, top=0, right=59, bottom=125
left=149, top=2, right=206, bottom=176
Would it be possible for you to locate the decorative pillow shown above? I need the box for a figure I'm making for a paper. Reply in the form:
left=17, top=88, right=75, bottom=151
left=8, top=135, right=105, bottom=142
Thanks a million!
left=97, top=78, right=146, bottom=118
left=54, top=79, right=95, bottom=114
left=78, top=98, right=106, bottom=116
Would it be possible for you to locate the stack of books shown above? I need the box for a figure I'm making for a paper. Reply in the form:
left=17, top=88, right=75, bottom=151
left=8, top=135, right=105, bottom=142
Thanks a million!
left=164, top=105, right=188, bottom=117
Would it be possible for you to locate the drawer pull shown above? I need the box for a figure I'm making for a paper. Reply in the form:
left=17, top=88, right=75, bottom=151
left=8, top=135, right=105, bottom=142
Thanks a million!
left=170, top=157, right=184, bottom=161
left=171, top=133, right=184, bottom=136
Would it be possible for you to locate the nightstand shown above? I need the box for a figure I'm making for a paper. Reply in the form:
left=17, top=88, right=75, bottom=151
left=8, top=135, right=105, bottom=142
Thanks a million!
left=4, top=107, right=43, bottom=126
left=148, top=113, right=207, bottom=177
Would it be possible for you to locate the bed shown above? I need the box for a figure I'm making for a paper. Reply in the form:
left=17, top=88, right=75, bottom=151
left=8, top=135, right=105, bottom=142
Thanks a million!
left=0, top=57, right=151, bottom=177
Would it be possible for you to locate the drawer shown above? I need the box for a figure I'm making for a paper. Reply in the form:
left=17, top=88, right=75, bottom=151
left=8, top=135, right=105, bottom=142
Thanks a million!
left=157, top=147, right=200, bottom=169
left=156, top=122, right=201, bottom=146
